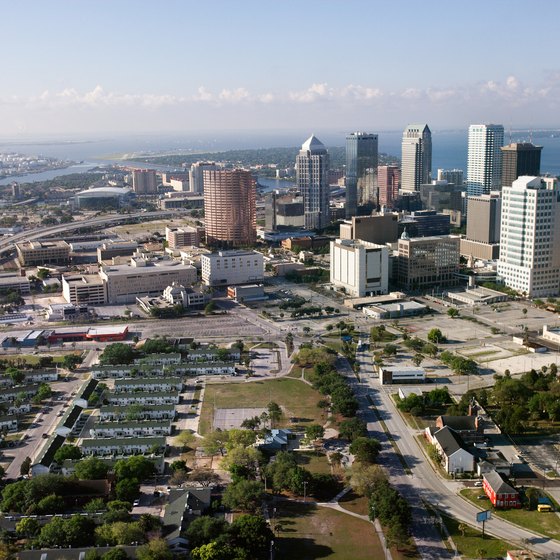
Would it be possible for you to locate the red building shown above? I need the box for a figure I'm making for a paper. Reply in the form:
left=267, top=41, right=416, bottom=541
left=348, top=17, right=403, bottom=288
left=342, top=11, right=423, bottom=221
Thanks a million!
left=483, top=471, right=520, bottom=508
left=378, top=165, right=400, bottom=208
left=47, top=326, right=128, bottom=344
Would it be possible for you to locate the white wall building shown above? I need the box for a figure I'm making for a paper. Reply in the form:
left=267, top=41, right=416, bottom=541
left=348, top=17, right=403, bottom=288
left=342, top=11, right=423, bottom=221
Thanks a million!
left=296, top=135, right=330, bottom=230
left=466, top=124, right=504, bottom=197
left=330, top=239, right=388, bottom=298
left=201, top=250, right=264, bottom=287
left=189, top=161, right=218, bottom=194
left=497, top=176, right=560, bottom=297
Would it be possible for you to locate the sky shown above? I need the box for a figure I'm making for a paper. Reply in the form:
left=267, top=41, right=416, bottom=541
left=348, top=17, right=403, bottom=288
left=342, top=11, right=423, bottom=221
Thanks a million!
left=2, top=0, right=560, bottom=138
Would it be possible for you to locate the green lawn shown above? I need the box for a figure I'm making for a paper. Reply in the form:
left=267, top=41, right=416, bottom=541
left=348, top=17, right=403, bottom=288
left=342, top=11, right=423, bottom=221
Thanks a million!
left=2, top=352, right=82, bottom=366
left=295, top=451, right=333, bottom=475
left=461, top=488, right=560, bottom=540
left=275, top=502, right=385, bottom=560
left=199, top=378, right=327, bottom=434
left=339, top=490, right=370, bottom=516
left=440, top=513, right=510, bottom=559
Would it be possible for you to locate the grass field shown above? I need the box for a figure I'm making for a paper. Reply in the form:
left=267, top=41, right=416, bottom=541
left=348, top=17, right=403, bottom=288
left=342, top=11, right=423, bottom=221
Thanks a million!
left=339, top=490, right=370, bottom=516
left=440, top=513, right=510, bottom=558
left=461, top=488, right=560, bottom=540
left=2, top=352, right=81, bottom=366
left=295, top=451, right=333, bottom=475
left=199, top=378, right=327, bottom=434
left=275, top=502, right=384, bottom=560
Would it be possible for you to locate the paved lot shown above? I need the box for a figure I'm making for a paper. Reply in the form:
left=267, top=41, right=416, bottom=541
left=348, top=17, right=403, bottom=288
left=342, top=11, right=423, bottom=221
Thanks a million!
left=213, top=407, right=266, bottom=430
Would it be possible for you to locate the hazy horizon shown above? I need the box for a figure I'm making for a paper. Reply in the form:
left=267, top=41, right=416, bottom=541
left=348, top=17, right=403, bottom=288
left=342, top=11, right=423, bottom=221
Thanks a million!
left=3, top=1, right=560, bottom=136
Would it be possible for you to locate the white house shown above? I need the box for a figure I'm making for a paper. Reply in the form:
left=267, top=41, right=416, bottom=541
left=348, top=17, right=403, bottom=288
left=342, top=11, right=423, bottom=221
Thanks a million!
left=99, top=404, right=176, bottom=422
left=80, top=436, right=166, bottom=457
left=428, top=426, right=474, bottom=474
left=106, top=391, right=180, bottom=406
left=113, top=377, right=183, bottom=393
left=89, top=420, right=173, bottom=438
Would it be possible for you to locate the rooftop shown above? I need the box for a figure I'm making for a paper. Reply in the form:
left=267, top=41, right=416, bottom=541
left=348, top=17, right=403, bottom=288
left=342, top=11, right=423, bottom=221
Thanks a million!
left=484, top=470, right=518, bottom=495
left=433, top=426, right=468, bottom=457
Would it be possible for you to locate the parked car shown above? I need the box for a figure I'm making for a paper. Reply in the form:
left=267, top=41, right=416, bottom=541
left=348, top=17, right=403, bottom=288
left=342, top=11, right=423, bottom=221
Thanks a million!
left=474, top=481, right=483, bottom=487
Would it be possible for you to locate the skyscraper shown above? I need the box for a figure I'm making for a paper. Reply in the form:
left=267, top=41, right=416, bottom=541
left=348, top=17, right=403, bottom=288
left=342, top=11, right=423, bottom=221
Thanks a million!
left=500, top=142, right=542, bottom=188
left=345, top=132, right=378, bottom=217
left=401, top=124, right=432, bottom=192
left=132, top=169, right=158, bottom=194
left=189, top=161, right=218, bottom=194
left=466, top=124, right=504, bottom=197
left=437, top=168, right=464, bottom=186
left=497, top=176, right=560, bottom=297
left=296, top=135, right=330, bottom=230
left=203, top=169, right=256, bottom=247
left=378, top=165, right=400, bottom=208
left=466, top=193, right=501, bottom=244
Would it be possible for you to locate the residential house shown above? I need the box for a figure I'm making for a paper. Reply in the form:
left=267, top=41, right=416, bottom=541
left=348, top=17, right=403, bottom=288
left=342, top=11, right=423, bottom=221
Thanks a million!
left=90, top=420, right=173, bottom=438
left=435, top=414, right=484, bottom=443
left=80, top=436, right=166, bottom=457
left=99, top=404, right=176, bottom=422
left=427, top=426, right=474, bottom=474
left=106, top=391, right=180, bottom=406
left=113, top=377, right=183, bottom=393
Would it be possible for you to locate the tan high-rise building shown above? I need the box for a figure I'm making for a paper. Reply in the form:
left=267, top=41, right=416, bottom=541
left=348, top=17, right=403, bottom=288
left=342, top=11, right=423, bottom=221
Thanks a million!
left=378, top=165, right=401, bottom=207
left=132, top=169, right=158, bottom=194
left=339, top=213, right=399, bottom=244
left=203, top=169, right=256, bottom=247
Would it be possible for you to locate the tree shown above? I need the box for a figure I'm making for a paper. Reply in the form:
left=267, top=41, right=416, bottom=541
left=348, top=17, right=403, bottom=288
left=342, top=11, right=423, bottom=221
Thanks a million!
left=136, top=538, right=173, bottom=560
left=75, top=456, right=110, bottom=480
left=522, top=308, right=528, bottom=317
left=6, top=367, right=24, bottom=385
left=170, top=459, right=188, bottom=473
left=458, top=523, right=467, bottom=537
left=62, top=354, right=83, bottom=370
left=114, top=455, right=155, bottom=482
left=447, top=308, right=459, bottom=318
left=348, top=464, right=386, bottom=497
left=20, top=456, right=31, bottom=475
left=191, top=542, right=234, bottom=560
left=186, top=516, right=229, bottom=548
left=35, top=382, right=52, bottom=402
left=102, top=549, right=129, bottom=560
left=54, top=444, right=82, bottom=464
left=427, top=328, right=446, bottom=344
left=223, top=446, right=264, bottom=481
left=96, top=521, right=145, bottom=546
left=222, top=479, right=265, bottom=513
left=267, top=401, right=282, bottom=426
left=115, top=478, right=140, bottom=502
left=349, top=437, right=381, bottom=464
left=15, top=517, right=40, bottom=538
left=204, top=301, right=216, bottom=315
left=189, top=468, right=221, bottom=488
left=338, top=417, right=367, bottom=441
left=63, top=515, right=96, bottom=547
left=412, top=353, right=424, bottom=367
left=229, top=514, right=273, bottom=560
left=84, top=497, right=107, bottom=513
left=203, top=430, right=230, bottom=456
left=100, top=343, right=136, bottom=365
left=37, top=493, right=65, bottom=514
left=305, top=424, right=325, bottom=442
left=383, top=343, right=398, bottom=357
left=226, top=428, right=257, bottom=449
left=174, top=429, right=196, bottom=450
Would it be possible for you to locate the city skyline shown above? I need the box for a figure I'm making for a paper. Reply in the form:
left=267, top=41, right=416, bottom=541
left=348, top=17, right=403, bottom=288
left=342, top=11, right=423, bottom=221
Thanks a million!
left=2, top=0, right=560, bottom=136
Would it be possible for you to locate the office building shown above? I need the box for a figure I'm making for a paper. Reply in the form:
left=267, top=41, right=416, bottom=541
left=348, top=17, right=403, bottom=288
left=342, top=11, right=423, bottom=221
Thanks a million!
left=461, top=193, right=502, bottom=261
left=266, top=194, right=305, bottom=230
left=345, top=132, right=378, bottom=217
left=97, top=241, right=138, bottom=262
left=419, top=181, right=463, bottom=213
left=203, top=169, right=256, bottom=247
left=132, top=169, right=158, bottom=194
left=296, top=135, right=330, bottom=230
left=330, top=239, right=389, bottom=298
left=401, top=124, right=432, bottom=192
left=497, top=176, right=560, bottom=297
left=501, top=143, right=542, bottom=188
left=165, top=226, right=201, bottom=248
left=437, top=169, right=464, bottom=186
left=189, top=162, right=218, bottom=194
left=339, top=213, right=399, bottom=244
left=466, top=124, right=504, bottom=196
left=399, top=210, right=451, bottom=238
left=201, top=250, right=264, bottom=287
left=378, top=165, right=401, bottom=208
left=62, top=275, right=108, bottom=305
left=74, top=186, right=133, bottom=209
left=396, top=234, right=460, bottom=290
left=16, top=241, right=70, bottom=266
left=0, top=273, right=31, bottom=295
left=99, top=258, right=197, bottom=304
left=161, top=172, right=190, bottom=192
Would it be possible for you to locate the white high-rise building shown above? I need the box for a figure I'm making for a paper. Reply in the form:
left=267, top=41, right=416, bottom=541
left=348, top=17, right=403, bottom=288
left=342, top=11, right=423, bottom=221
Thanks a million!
left=189, top=162, right=218, bottom=194
left=330, top=238, right=389, bottom=297
left=497, top=176, right=560, bottom=297
left=466, top=124, right=504, bottom=197
left=401, top=124, right=432, bottom=192
left=296, top=135, right=330, bottom=230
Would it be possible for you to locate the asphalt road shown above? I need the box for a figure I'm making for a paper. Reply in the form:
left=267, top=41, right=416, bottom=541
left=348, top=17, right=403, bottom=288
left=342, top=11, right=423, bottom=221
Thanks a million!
left=3, top=376, right=84, bottom=479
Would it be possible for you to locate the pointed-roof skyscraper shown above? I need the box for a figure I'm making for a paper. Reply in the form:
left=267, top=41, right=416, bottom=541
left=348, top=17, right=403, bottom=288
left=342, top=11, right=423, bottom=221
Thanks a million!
left=296, top=134, right=330, bottom=230
left=401, top=124, right=432, bottom=192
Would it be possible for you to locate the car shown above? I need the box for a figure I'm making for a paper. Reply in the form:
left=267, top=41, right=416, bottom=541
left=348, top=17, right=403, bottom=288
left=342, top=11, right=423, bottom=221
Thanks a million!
left=133, top=499, right=140, bottom=507
left=474, top=481, right=483, bottom=487
left=42, top=433, right=49, bottom=439
left=477, top=494, right=489, bottom=500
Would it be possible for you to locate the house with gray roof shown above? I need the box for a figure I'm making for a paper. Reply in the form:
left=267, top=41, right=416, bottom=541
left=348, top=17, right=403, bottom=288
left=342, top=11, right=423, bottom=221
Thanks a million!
left=427, top=426, right=474, bottom=474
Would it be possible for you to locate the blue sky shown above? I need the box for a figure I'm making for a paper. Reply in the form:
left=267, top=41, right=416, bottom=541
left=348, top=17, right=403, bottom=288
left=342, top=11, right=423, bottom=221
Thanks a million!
left=2, top=0, right=560, bottom=136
